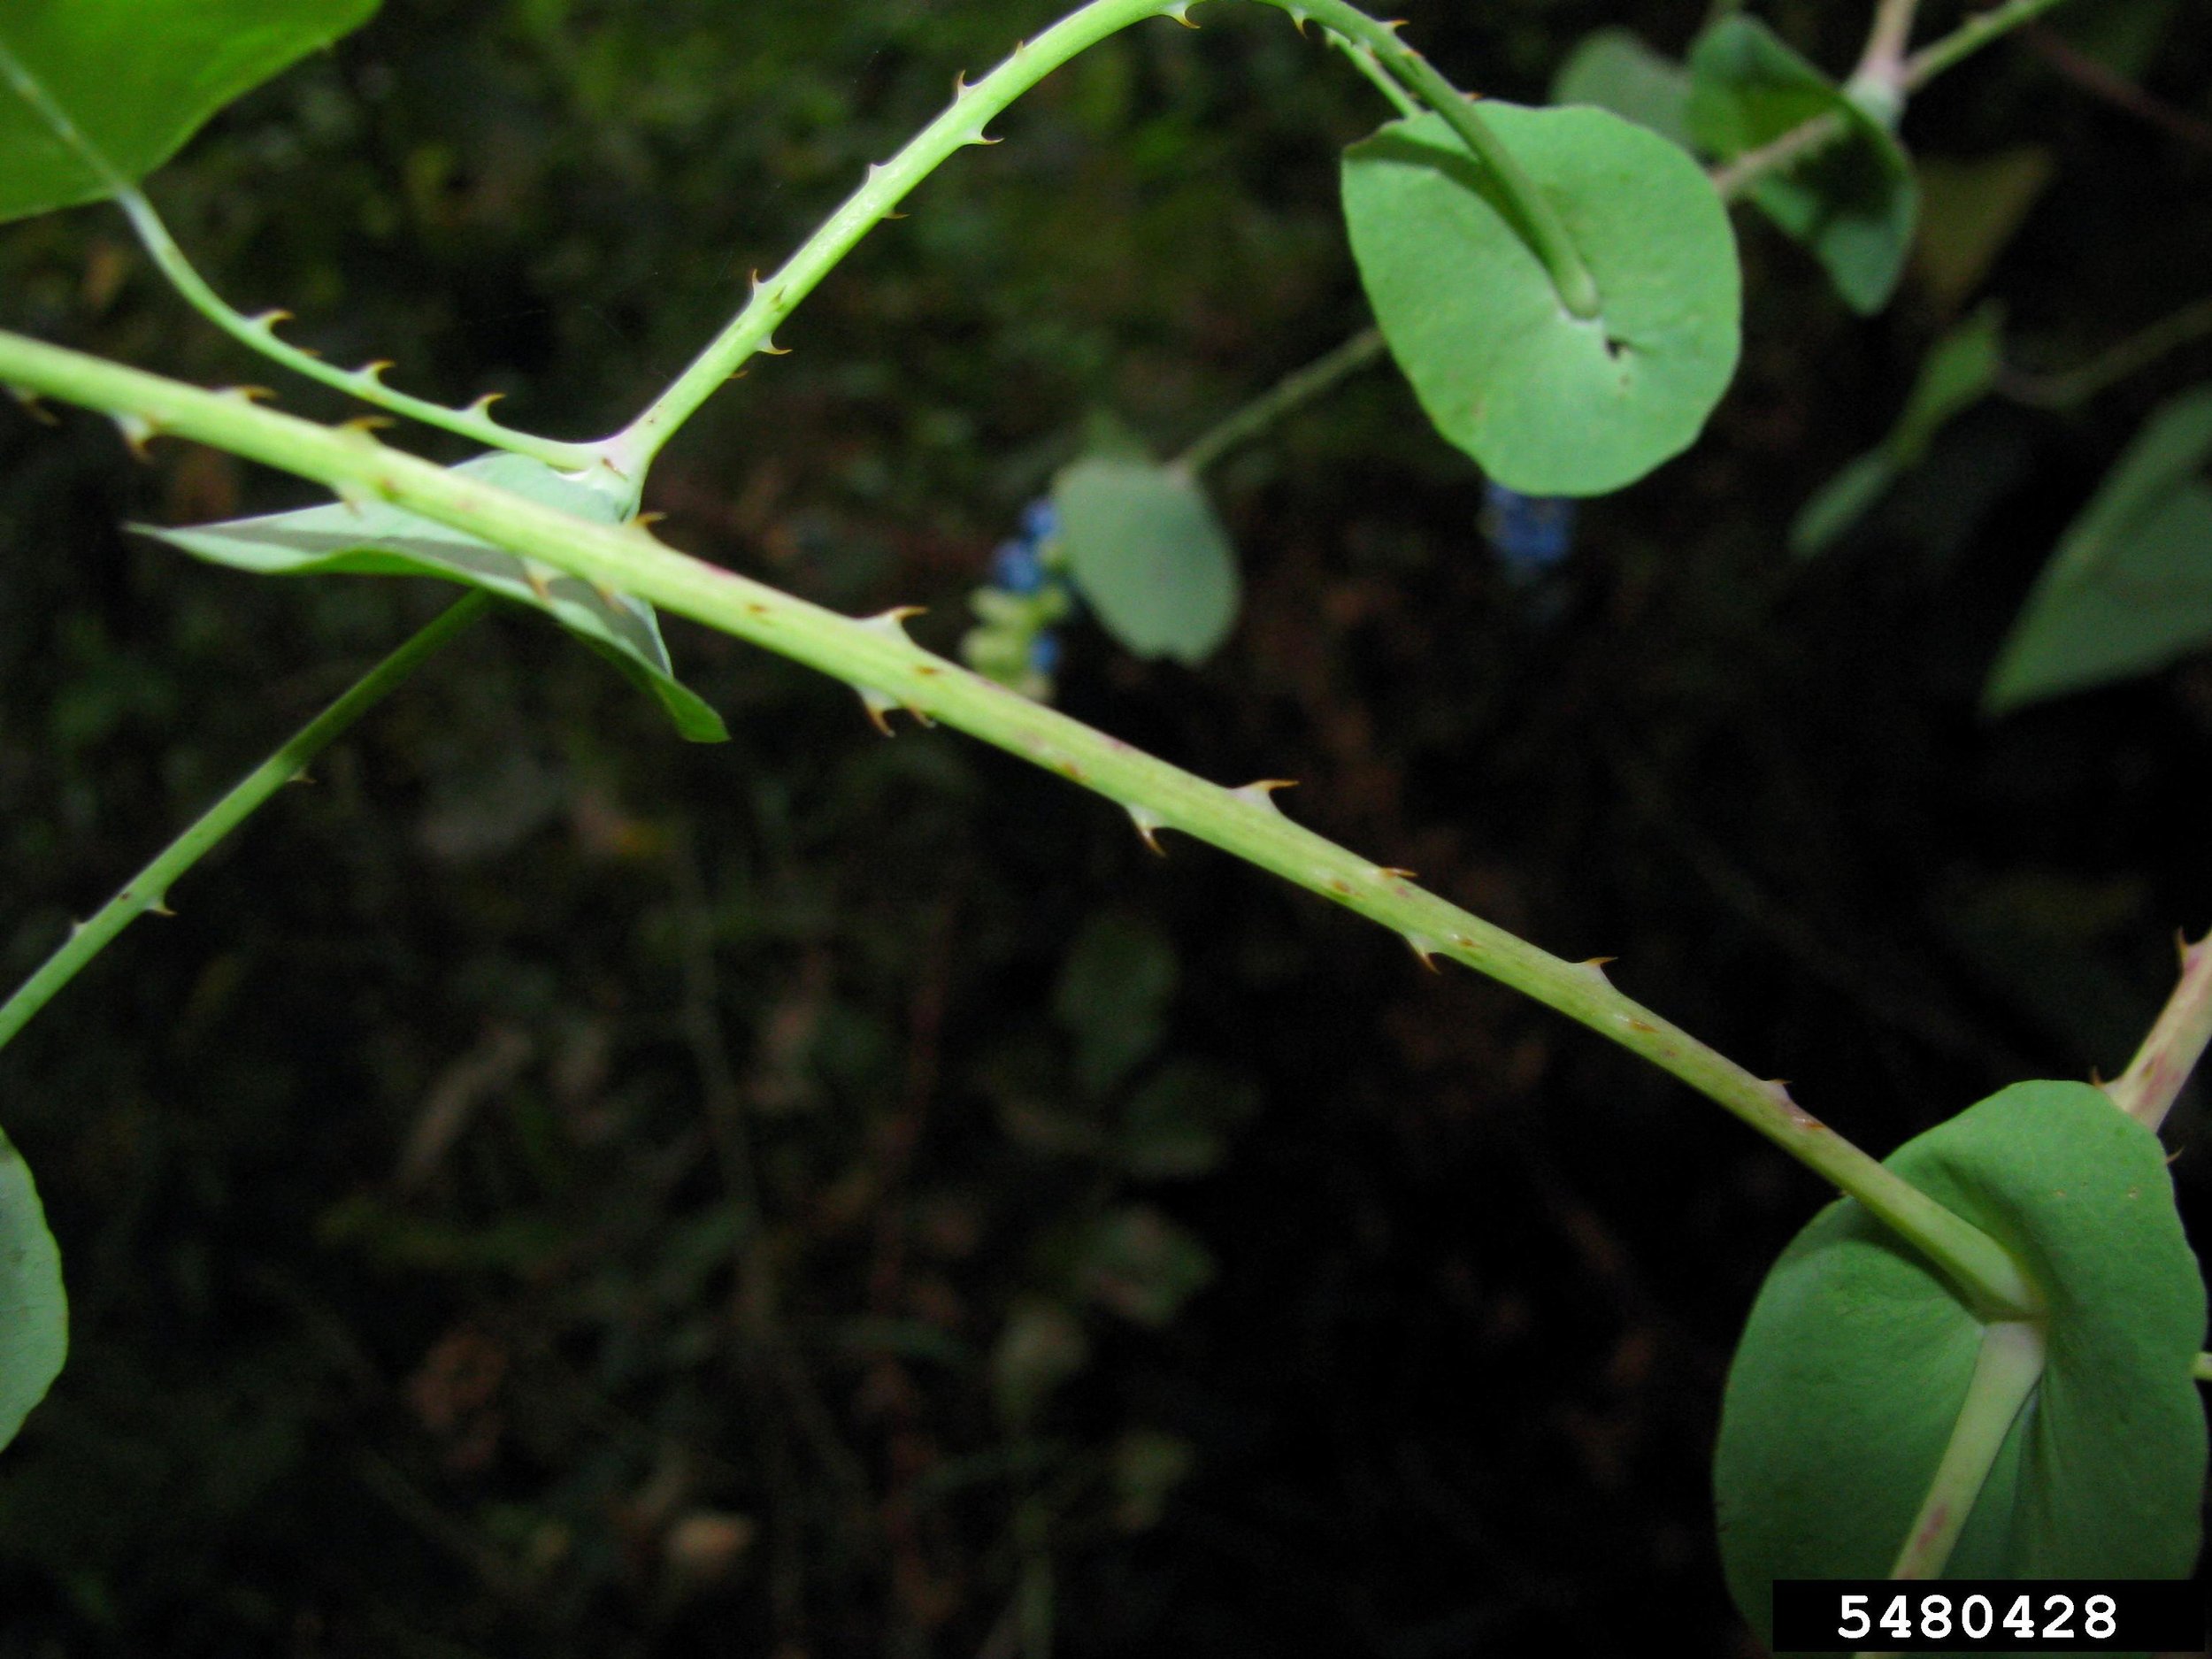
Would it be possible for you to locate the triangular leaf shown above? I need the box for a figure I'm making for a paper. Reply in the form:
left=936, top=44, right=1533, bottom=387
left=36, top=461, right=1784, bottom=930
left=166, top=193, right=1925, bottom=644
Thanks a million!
left=0, top=0, right=380, bottom=224
left=1715, top=1081, right=2205, bottom=1654
left=141, top=452, right=729, bottom=742
left=0, top=1121, right=66, bottom=1454
left=1550, top=29, right=1694, bottom=152
left=1791, top=303, right=2005, bottom=557
left=1984, top=384, right=2212, bottom=712
left=1687, top=16, right=1918, bottom=314
left=1342, top=103, right=1740, bottom=497
left=1053, top=457, right=1239, bottom=664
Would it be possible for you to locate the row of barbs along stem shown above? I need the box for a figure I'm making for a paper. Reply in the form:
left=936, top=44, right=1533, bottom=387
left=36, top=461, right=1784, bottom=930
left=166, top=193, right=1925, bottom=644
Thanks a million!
left=30, top=0, right=1601, bottom=478
left=0, top=288, right=2047, bottom=1331
left=0, top=0, right=2081, bottom=1320
left=0, top=0, right=1627, bottom=1054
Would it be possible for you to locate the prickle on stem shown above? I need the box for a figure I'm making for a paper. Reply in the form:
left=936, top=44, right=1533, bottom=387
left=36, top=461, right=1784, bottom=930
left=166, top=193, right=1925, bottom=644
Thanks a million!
left=1232, top=779, right=1297, bottom=814
left=1126, top=803, right=1170, bottom=856
left=6, top=384, right=57, bottom=424
left=858, top=605, right=927, bottom=641
left=853, top=684, right=932, bottom=734
left=1402, top=933, right=1443, bottom=972
left=111, top=411, right=158, bottom=458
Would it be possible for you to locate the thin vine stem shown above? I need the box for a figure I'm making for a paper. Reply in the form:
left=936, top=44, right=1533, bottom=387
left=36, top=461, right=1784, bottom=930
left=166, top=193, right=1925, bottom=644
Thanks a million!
left=0, top=38, right=602, bottom=475
left=601, top=0, right=1600, bottom=477
left=1174, top=327, right=1386, bottom=474
left=1328, top=35, right=1420, bottom=120
left=1717, top=0, right=2078, bottom=200
left=2002, top=293, right=2212, bottom=410
left=1903, top=0, right=2076, bottom=89
left=0, top=590, right=490, bottom=1056
left=1281, top=0, right=1601, bottom=320
left=1885, top=1319, right=2046, bottom=1581
left=1849, top=0, right=1923, bottom=104
left=0, top=326, right=2043, bottom=1325
left=2101, top=933, right=2212, bottom=1133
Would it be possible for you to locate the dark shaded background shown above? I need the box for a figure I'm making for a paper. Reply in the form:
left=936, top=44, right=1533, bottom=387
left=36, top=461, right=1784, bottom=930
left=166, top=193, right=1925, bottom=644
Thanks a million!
left=2, top=1, right=2208, bottom=1654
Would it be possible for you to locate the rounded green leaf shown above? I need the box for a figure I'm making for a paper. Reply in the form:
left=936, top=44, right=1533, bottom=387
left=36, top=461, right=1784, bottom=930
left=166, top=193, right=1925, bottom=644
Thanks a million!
left=1054, top=457, right=1240, bottom=665
left=0, top=0, right=380, bottom=225
left=1715, top=1081, right=2206, bottom=1655
left=140, top=452, right=729, bottom=742
left=0, top=1122, right=66, bottom=1453
left=1342, top=103, right=1741, bottom=497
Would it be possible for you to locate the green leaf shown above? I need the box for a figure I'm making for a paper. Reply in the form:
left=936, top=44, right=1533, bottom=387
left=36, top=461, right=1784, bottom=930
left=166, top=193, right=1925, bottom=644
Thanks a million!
left=0, top=0, right=380, bottom=224
left=1791, top=303, right=2005, bottom=557
left=1715, top=1081, right=2205, bottom=1654
left=1053, top=457, right=1239, bottom=664
left=141, top=452, right=729, bottom=742
left=1984, top=384, right=2212, bottom=713
left=1054, top=910, right=1179, bottom=1097
left=1686, top=16, right=1918, bottom=314
left=0, top=1121, right=66, bottom=1454
left=1550, top=29, right=1694, bottom=151
left=1342, top=103, right=1740, bottom=497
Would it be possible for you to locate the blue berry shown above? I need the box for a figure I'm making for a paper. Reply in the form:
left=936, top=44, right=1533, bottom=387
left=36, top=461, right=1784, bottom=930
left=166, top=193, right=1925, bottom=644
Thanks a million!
left=1482, top=480, right=1576, bottom=580
left=1019, top=497, right=1060, bottom=546
left=990, top=538, right=1047, bottom=595
left=1027, top=631, right=1063, bottom=677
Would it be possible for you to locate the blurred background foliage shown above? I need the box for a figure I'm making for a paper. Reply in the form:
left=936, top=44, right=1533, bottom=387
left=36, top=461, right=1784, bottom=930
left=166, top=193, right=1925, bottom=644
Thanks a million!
left=1, top=0, right=2208, bottom=1653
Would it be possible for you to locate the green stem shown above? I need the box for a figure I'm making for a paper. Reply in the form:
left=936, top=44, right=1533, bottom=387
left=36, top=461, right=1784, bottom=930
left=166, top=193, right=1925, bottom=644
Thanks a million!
left=603, top=0, right=1601, bottom=476
left=0, top=326, right=2043, bottom=1325
left=1902, top=0, right=2075, bottom=89
left=2101, top=932, right=2212, bottom=1133
left=0, top=591, right=489, bottom=1056
left=1174, top=327, right=1386, bottom=474
left=1286, top=0, right=1602, bottom=321
left=1715, top=0, right=2078, bottom=200
left=1886, top=1320, right=2046, bottom=1580
left=0, top=37, right=603, bottom=474
left=1849, top=0, right=1923, bottom=96
left=1329, top=35, right=1421, bottom=119
left=601, top=0, right=1182, bottom=476
left=2002, top=292, right=2212, bottom=410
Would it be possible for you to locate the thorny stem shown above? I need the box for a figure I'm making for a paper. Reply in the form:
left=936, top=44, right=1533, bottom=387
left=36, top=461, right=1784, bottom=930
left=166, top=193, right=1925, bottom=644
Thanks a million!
left=2101, top=933, right=2212, bottom=1133
left=0, top=327, right=2044, bottom=1325
left=0, top=38, right=603, bottom=474
left=1174, top=327, right=1386, bottom=474
left=1284, top=0, right=1601, bottom=320
left=0, top=590, right=490, bottom=1056
left=603, top=0, right=1601, bottom=476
